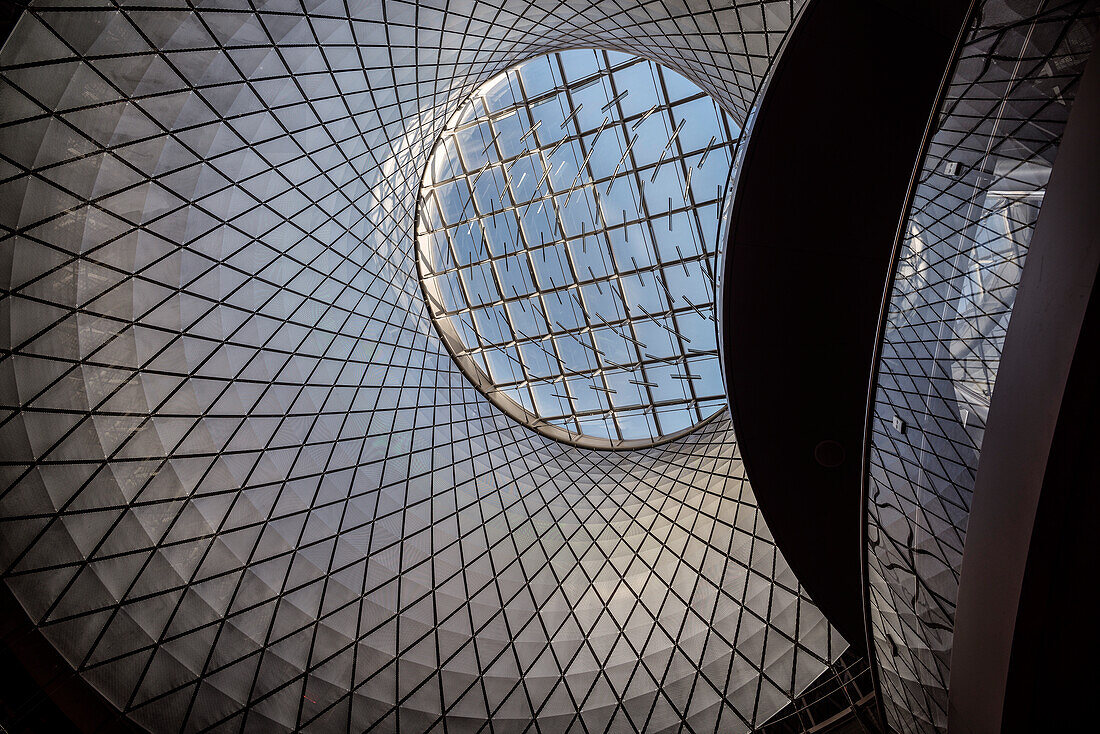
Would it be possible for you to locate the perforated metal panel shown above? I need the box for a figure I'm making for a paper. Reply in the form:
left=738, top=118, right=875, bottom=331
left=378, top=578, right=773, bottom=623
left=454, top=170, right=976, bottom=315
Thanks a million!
left=865, top=3, right=1098, bottom=731
left=0, top=1, right=847, bottom=732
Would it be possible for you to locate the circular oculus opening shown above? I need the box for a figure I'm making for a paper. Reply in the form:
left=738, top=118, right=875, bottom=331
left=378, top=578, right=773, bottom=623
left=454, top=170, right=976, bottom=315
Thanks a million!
left=416, top=49, right=738, bottom=448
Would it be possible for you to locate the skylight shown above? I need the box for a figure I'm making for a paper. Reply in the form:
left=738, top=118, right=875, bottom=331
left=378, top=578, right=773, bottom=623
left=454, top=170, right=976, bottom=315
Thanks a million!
left=416, top=49, right=738, bottom=447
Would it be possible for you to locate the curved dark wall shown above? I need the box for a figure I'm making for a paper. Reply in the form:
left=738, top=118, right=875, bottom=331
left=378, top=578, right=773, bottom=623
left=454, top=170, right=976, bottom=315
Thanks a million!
left=999, top=278, right=1099, bottom=733
left=719, top=0, right=971, bottom=650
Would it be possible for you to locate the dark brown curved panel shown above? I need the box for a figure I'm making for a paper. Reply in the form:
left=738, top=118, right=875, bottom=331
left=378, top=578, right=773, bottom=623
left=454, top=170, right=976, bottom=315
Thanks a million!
left=999, top=278, right=1100, bottom=732
left=719, top=0, right=971, bottom=650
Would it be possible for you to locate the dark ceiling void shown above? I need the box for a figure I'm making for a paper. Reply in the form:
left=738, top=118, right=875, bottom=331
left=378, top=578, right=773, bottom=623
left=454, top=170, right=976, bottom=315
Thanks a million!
left=949, top=37, right=1100, bottom=734
left=0, top=584, right=141, bottom=734
left=0, top=2, right=25, bottom=48
left=718, top=0, right=972, bottom=652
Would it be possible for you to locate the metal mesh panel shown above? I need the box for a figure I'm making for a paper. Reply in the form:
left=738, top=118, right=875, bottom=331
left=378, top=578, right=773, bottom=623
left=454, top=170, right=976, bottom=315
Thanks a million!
left=865, top=2, right=1098, bottom=732
left=0, top=1, right=845, bottom=732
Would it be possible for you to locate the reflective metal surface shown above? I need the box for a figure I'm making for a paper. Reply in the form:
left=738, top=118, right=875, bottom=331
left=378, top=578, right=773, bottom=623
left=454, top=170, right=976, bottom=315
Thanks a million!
left=0, top=1, right=845, bottom=732
left=864, top=2, right=1098, bottom=731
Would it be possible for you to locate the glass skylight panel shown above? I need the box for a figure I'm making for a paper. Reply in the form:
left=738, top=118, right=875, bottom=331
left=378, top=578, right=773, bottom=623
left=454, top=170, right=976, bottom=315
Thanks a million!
left=417, top=50, right=740, bottom=447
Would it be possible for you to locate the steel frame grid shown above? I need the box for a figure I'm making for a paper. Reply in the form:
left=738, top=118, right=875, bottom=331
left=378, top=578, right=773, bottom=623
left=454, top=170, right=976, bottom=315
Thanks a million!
left=0, top=2, right=854, bottom=732
left=861, top=2, right=1100, bottom=732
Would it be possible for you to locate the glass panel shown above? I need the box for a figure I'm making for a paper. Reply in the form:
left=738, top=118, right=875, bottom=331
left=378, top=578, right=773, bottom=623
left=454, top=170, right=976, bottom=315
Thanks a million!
left=416, top=49, right=733, bottom=446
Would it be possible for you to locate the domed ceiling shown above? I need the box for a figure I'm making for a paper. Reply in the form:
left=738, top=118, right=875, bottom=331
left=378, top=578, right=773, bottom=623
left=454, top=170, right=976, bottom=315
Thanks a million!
left=0, top=2, right=845, bottom=732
